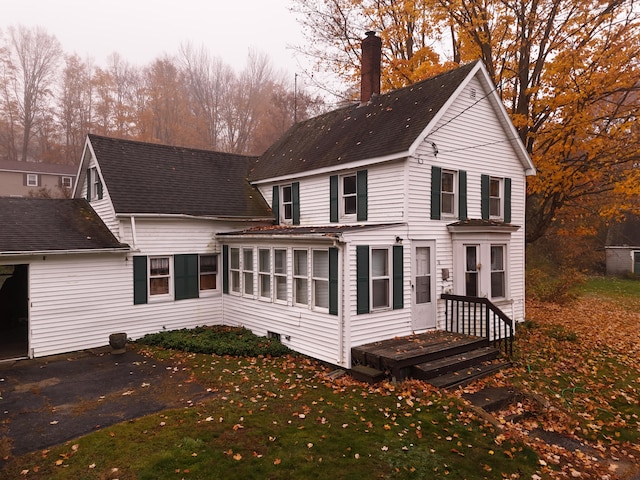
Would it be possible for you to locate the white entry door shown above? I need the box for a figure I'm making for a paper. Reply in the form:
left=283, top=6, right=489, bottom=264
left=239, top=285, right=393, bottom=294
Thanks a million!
left=411, top=241, right=436, bottom=330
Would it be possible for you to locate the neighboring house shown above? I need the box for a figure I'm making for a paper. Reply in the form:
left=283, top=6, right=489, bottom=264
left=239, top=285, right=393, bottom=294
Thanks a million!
left=0, top=160, right=77, bottom=197
left=0, top=33, right=535, bottom=364
left=605, top=215, right=640, bottom=275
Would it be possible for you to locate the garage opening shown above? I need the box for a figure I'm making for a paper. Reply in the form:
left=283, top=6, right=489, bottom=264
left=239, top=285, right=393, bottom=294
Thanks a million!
left=0, top=264, right=29, bottom=360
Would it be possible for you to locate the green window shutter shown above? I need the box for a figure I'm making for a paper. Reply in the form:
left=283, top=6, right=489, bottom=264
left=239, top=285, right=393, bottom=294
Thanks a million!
left=393, top=245, right=404, bottom=310
left=356, top=169, right=368, bottom=221
left=458, top=170, right=467, bottom=220
left=481, top=174, right=490, bottom=220
left=504, top=178, right=512, bottom=223
left=175, top=254, right=199, bottom=300
left=329, top=247, right=339, bottom=315
left=86, top=168, right=92, bottom=201
left=430, top=166, right=441, bottom=220
left=222, top=245, right=229, bottom=294
left=133, top=256, right=148, bottom=305
left=272, top=185, right=280, bottom=224
left=330, top=175, right=338, bottom=222
left=292, top=182, right=300, bottom=225
left=356, top=245, right=370, bottom=315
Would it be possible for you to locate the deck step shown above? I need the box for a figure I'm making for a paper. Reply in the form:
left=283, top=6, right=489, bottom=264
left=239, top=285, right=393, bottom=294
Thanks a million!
left=425, top=360, right=511, bottom=389
left=411, top=346, right=500, bottom=380
left=349, top=365, right=386, bottom=384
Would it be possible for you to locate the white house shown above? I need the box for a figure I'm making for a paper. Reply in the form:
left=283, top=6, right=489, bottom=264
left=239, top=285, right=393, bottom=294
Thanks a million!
left=0, top=33, right=534, bottom=367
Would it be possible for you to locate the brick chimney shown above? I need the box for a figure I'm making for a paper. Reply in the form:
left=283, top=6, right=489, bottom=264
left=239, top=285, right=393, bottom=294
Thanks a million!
left=360, top=31, right=382, bottom=104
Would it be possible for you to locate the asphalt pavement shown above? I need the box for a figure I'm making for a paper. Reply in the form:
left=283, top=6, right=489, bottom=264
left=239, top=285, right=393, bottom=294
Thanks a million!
left=0, top=346, right=211, bottom=460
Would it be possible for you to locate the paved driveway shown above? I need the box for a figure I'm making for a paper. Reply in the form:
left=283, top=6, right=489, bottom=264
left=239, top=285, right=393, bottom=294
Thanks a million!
left=0, top=347, right=211, bottom=460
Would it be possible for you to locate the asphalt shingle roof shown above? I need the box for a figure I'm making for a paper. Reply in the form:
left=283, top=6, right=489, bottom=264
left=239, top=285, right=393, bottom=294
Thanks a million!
left=88, top=135, right=273, bottom=218
left=249, top=61, right=479, bottom=182
left=0, top=197, right=128, bottom=253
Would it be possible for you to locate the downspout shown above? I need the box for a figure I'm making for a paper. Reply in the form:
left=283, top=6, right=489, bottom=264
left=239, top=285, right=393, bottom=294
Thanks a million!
left=338, top=239, right=349, bottom=367
left=130, top=216, right=138, bottom=250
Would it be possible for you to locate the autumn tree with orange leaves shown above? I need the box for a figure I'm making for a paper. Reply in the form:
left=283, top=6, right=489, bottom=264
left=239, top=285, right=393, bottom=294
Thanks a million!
left=293, top=0, right=640, bottom=243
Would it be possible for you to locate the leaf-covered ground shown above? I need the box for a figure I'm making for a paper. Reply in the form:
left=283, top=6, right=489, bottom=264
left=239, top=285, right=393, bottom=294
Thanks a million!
left=458, top=293, right=640, bottom=479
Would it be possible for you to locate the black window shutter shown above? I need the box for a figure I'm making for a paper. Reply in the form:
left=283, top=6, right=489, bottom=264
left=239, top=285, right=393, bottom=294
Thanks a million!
left=292, top=182, right=300, bottom=225
left=430, top=166, right=441, bottom=220
left=393, top=245, right=404, bottom=310
left=86, top=168, right=92, bottom=201
left=357, top=169, right=368, bottom=221
left=330, top=175, right=338, bottom=222
left=175, top=254, right=199, bottom=300
left=272, top=186, right=280, bottom=224
left=504, top=178, right=512, bottom=223
left=222, top=245, right=229, bottom=294
left=133, top=256, right=148, bottom=305
left=458, top=170, right=467, bottom=220
left=329, top=247, right=338, bottom=315
left=356, top=245, right=370, bottom=314
left=481, top=174, right=490, bottom=219
left=97, top=176, right=103, bottom=200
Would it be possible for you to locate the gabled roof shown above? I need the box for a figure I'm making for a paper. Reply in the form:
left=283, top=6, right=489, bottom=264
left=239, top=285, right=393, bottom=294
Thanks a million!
left=249, top=60, right=533, bottom=182
left=0, top=198, right=128, bottom=254
left=83, top=135, right=273, bottom=219
left=607, top=215, right=640, bottom=246
left=0, top=159, right=77, bottom=176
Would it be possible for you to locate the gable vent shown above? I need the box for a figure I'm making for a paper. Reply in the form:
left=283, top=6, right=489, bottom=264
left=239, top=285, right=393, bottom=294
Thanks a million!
left=470, top=87, right=477, bottom=99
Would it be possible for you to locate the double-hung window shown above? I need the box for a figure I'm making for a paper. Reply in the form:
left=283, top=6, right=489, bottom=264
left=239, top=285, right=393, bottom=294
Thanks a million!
left=26, top=173, right=39, bottom=187
left=61, top=176, right=73, bottom=188
left=312, top=250, right=329, bottom=309
left=281, top=186, right=293, bottom=222
left=490, top=245, right=505, bottom=298
left=199, top=255, right=217, bottom=291
left=274, top=249, right=287, bottom=302
left=293, top=249, right=308, bottom=305
left=243, top=248, right=254, bottom=296
left=230, top=248, right=241, bottom=293
left=371, top=249, right=390, bottom=309
left=259, top=249, right=271, bottom=299
left=441, top=170, right=456, bottom=216
left=149, top=257, right=171, bottom=296
left=489, top=177, right=502, bottom=218
left=342, top=175, right=357, bottom=216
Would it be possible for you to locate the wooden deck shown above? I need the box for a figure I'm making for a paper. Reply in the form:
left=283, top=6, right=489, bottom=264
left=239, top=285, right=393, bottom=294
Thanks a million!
left=351, top=330, right=508, bottom=386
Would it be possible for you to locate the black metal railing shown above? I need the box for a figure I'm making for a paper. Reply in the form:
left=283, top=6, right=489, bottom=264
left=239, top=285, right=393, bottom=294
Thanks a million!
left=441, top=293, right=514, bottom=357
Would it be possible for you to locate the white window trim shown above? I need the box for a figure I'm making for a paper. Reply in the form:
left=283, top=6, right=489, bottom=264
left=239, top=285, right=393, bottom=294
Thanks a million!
left=230, top=247, right=241, bottom=294
left=273, top=248, right=288, bottom=304
left=340, top=173, right=357, bottom=219
left=199, top=254, right=218, bottom=294
left=149, top=256, right=173, bottom=302
left=370, top=247, right=391, bottom=311
left=280, top=184, right=293, bottom=224
left=490, top=244, right=506, bottom=299
left=61, top=176, right=73, bottom=188
left=441, top=169, right=457, bottom=217
left=293, top=249, right=309, bottom=307
left=312, top=249, right=330, bottom=312
left=26, top=173, right=38, bottom=187
left=489, top=177, right=503, bottom=219
left=242, top=247, right=255, bottom=297
left=258, top=248, right=272, bottom=301
left=451, top=234, right=512, bottom=302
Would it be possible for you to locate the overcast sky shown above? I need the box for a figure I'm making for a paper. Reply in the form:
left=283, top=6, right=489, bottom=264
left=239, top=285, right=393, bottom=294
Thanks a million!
left=2, top=0, right=307, bottom=76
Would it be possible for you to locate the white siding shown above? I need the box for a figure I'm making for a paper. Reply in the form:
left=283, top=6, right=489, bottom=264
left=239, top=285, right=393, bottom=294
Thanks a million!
left=257, top=160, right=407, bottom=226
left=406, top=74, right=528, bottom=323
left=27, top=253, right=222, bottom=358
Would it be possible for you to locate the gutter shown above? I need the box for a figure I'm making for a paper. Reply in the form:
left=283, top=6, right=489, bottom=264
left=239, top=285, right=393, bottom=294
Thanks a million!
left=116, top=213, right=274, bottom=222
left=219, top=233, right=343, bottom=243
left=0, top=247, right=130, bottom=257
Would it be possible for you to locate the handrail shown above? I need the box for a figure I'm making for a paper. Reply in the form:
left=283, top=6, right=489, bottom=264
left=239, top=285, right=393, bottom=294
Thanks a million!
left=441, top=293, right=514, bottom=357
